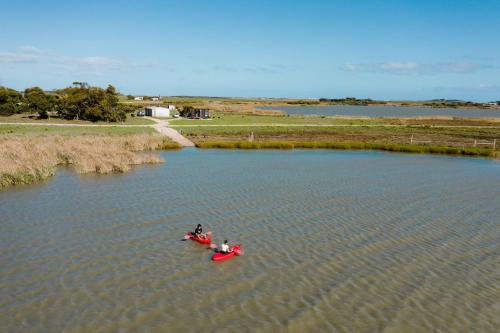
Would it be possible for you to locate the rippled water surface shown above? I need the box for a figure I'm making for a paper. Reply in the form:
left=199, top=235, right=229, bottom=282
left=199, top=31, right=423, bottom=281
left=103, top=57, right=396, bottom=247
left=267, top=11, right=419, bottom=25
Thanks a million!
left=1, top=149, right=499, bottom=333
left=261, top=105, right=500, bottom=118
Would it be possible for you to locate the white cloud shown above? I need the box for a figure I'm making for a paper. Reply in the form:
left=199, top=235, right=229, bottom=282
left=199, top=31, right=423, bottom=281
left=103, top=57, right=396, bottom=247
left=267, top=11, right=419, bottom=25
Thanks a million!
left=212, top=64, right=293, bottom=74
left=19, top=45, right=44, bottom=55
left=340, top=61, right=496, bottom=75
left=380, top=62, right=418, bottom=71
left=0, top=52, right=40, bottom=63
left=0, top=46, right=130, bottom=75
left=79, top=56, right=120, bottom=66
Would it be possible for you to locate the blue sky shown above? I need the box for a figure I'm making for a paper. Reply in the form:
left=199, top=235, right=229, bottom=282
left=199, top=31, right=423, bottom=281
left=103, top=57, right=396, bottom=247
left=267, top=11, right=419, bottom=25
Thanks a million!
left=1, top=0, right=499, bottom=101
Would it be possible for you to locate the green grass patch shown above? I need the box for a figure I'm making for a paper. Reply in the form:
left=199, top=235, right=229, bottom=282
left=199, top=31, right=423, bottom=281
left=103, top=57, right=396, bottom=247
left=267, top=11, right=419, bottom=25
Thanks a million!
left=0, top=125, right=155, bottom=135
left=173, top=124, right=500, bottom=142
left=157, top=140, right=183, bottom=150
left=169, top=112, right=380, bottom=126
left=196, top=140, right=497, bottom=157
left=0, top=114, right=155, bottom=125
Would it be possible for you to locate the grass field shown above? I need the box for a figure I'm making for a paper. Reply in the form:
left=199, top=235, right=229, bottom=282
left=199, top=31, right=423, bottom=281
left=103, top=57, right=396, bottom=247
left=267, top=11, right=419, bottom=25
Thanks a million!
left=169, top=113, right=369, bottom=126
left=170, top=112, right=500, bottom=126
left=0, top=114, right=156, bottom=125
left=0, top=124, right=155, bottom=135
left=169, top=112, right=500, bottom=149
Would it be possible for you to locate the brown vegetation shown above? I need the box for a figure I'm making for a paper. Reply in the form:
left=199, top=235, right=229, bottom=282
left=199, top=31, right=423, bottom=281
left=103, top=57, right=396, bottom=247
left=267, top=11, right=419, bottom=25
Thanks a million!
left=0, top=134, right=180, bottom=188
left=181, top=125, right=500, bottom=150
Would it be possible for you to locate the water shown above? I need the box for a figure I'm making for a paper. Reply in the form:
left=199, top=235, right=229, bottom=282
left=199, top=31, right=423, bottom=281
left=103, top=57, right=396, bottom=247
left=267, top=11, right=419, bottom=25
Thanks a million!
left=1, top=149, right=499, bottom=333
left=261, top=105, right=500, bottom=118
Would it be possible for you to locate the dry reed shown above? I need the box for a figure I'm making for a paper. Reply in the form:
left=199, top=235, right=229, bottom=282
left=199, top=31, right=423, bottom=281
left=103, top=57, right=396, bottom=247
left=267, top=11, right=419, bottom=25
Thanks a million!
left=0, top=134, right=179, bottom=188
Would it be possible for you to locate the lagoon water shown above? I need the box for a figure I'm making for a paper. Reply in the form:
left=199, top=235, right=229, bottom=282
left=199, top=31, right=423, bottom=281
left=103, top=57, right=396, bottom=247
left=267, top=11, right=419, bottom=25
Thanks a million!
left=262, top=105, right=500, bottom=118
left=1, top=149, right=499, bottom=332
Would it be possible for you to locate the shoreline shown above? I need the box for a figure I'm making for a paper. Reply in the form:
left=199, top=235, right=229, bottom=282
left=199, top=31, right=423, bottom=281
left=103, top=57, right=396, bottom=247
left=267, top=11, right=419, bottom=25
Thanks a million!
left=1, top=111, right=499, bottom=189
left=2, top=140, right=497, bottom=191
left=194, top=141, right=499, bottom=158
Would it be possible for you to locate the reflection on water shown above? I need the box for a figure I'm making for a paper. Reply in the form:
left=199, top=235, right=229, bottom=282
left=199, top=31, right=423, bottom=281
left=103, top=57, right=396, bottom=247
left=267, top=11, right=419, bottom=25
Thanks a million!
left=1, top=149, right=499, bottom=332
left=261, top=105, right=500, bottom=118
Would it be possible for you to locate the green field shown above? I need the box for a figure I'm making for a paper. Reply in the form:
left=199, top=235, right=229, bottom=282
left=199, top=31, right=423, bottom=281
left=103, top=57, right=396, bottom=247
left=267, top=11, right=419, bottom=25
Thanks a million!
left=0, top=114, right=155, bottom=125
left=169, top=113, right=377, bottom=126
left=172, top=120, right=500, bottom=151
left=0, top=125, right=155, bottom=135
left=170, top=112, right=500, bottom=126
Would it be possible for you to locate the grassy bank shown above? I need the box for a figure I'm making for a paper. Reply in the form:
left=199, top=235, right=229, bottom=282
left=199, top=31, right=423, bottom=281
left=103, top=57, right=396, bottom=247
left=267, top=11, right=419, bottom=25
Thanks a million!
left=0, top=134, right=180, bottom=189
left=174, top=123, right=500, bottom=149
left=0, top=124, right=155, bottom=135
left=0, top=113, right=156, bottom=125
left=196, top=140, right=499, bottom=158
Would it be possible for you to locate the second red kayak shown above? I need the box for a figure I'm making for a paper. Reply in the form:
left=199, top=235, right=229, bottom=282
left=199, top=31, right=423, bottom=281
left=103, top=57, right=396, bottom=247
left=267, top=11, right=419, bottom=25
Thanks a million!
left=212, top=245, right=242, bottom=262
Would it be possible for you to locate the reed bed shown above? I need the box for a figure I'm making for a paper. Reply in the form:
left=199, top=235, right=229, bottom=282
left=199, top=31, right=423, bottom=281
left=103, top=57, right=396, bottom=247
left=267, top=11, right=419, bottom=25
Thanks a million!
left=0, top=134, right=180, bottom=188
left=195, top=140, right=498, bottom=157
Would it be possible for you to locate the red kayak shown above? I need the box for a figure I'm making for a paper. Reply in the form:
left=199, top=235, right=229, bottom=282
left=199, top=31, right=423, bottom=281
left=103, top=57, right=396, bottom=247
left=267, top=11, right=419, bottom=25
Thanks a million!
left=185, top=231, right=212, bottom=245
left=212, top=245, right=242, bottom=262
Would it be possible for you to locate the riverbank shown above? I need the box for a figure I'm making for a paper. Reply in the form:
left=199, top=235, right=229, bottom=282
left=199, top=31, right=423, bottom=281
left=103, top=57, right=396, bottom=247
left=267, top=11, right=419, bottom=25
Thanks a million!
left=195, top=140, right=498, bottom=158
left=170, top=112, right=500, bottom=156
left=2, top=112, right=499, bottom=189
left=0, top=134, right=180, bottom=189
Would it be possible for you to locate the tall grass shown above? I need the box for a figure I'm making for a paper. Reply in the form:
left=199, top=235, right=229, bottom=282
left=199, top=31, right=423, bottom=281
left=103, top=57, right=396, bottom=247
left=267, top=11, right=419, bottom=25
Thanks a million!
left=195, top=140, right=497, bottom=157
left=0, top=134, right=180, bottom=189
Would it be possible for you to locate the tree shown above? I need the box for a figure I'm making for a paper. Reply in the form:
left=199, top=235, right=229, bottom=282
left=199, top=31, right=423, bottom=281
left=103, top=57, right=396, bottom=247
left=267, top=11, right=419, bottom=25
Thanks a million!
left=24, top=87, right=58, bottom=119
left=57, top=83, right=125, bottom=122
left=180, top=106, right=194, bottom=117
left=57, top=86, right=89, bottom=120
left=0, top=87, right=23, bottom=115
left=126, top=94, right=134, bottom=100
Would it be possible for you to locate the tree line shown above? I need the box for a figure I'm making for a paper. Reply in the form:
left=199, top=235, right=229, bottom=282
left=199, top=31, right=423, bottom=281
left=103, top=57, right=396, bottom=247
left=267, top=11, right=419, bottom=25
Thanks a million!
left=0, top=82, right=131, bottom=122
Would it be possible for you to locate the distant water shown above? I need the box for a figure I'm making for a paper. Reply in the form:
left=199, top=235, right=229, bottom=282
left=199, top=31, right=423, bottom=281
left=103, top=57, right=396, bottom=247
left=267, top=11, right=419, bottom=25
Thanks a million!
left=1, top=149, right=499, bottom=333
left=261, top=105, right=500, bottom=118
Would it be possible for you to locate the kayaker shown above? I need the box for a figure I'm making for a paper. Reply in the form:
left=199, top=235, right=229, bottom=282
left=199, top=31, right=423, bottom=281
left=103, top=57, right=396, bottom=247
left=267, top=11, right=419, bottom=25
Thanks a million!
left=220, top=240, right=232, bottom=254
left=192, top=224, right=207, bottom=240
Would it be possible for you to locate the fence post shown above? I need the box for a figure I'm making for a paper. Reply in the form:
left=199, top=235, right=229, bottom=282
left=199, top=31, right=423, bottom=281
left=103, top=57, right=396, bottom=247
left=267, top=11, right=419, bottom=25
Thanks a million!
left=474, top=139, right=477, bottom=147
left=410, top=134, right=413, bottom=144
left=494, top=139, right=497, bottom=149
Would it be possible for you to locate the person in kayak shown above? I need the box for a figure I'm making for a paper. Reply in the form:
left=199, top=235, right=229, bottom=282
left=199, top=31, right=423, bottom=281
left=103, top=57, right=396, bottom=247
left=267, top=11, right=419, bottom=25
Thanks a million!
left=192, top=224, right=208, bottom=240
left=220, top=240, right=233, bottom=254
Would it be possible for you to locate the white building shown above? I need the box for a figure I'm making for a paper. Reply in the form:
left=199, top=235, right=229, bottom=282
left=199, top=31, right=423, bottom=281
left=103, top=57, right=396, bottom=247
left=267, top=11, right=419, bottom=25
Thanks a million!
left=145, top=106, right=170, bottom=117
left=167, top=105, right=176, bottom=111
left=151, top=97, right=160, bottom=101
left=134, top=96, right=144, bottom=101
